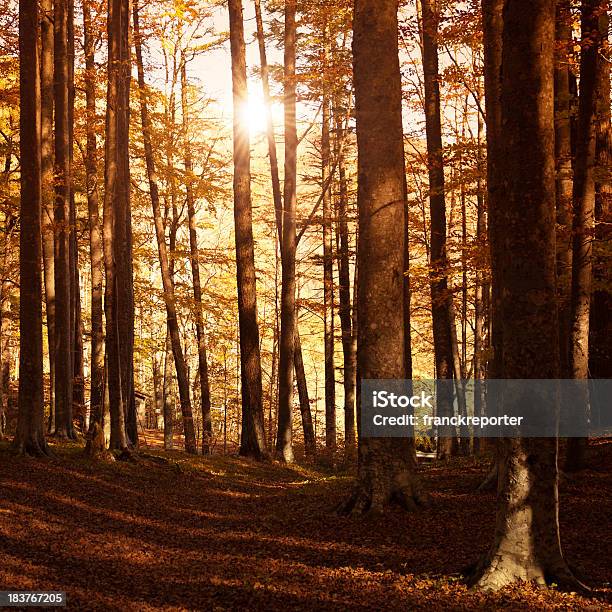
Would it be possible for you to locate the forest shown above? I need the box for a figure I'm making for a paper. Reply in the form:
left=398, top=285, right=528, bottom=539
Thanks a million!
left=0, top=0, right=611, bottom=608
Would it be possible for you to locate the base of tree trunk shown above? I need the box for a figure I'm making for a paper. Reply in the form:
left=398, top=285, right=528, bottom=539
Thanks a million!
left=274, top=447, right=294, bottom=464
left=469, top=551, right=588, bottom=593
left=339, top=469, right=428, bottom=515
left=12, top=434, right=51, bottom=457
left=84, top=422, right=114, bottom=461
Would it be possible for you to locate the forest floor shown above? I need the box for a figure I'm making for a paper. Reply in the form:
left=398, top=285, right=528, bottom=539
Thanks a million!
left=0, top=438, right=610, bottom=611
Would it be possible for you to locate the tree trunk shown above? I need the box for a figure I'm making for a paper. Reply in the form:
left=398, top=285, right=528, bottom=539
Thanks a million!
left=13, top=0, right=49, bottom=455
left=589, top=8, right=612, bottom=381
left=162, top=328, right=174, bottom=450
left=294, top=323, right=316, bottom=457
left=228, top=0, right=267, bottom=459
left=567, top=0, right=603, bottom=471
left=555, top=0, right=574, bottom=378
left=133, top=1, right=197, bottom=454
left=40, top=0, right=55, bottom=432
left=116, top=0, right=136, bottom=448
left=471, top=0, right=581, bottom=590
left=83, top=0, right=106, bottom=456
left=420, top=0, right=456, bottom=459
left=103, top=0, right=129, bottom=451
left=254, top=0, right=283, bottom=239
left=334, top=111, right=356, bottom=455
left=341, top=0, right=425, bottom=514
left=180, top=62, right=212, bottom=455
left=322, top=87, right=336, bottom=455
left=275, top=0, right=298, bottom=464
left=53, top=0, right=75, bottom=439
left=473, top=105, right=487, bottom=456
left=0, top=216, right=15, bottom=439
left=480, top=0, right=504, bottom=483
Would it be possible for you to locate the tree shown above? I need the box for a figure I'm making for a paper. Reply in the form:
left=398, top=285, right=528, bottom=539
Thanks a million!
left=471, top=0, right=582, bottom=590
left=181, top=61, right=213, bottom=455
left=322, top=80, right=336, bottom=456
left=13, top=0, right=49, bottom=455
left=133, top=0, right=197, bottom=454
left=567, top=0, right=604, bottom=471
left=590, top=8, right=612, bottom=381
left=40, top=0, right=55, bottom=432
left=103, top=0, right=131, bottom=451
left=83, top=0, right=106, bottom=457
left=555, top=0, right=574, bottom=378
left=228, top=0, right=267, bottom=459
left=420, top=0, right=456, bottom=459
left=341, top=0, right=425, bottom=513
left=276, top=0, right=298, bottom=463
left=53, top=0, right=75, bottom=439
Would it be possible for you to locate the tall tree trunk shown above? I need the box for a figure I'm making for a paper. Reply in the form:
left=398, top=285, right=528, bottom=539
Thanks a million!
left=254, top=0, right=283, bottom=238
left=420, top=0, right=456, bottom=459
left=294, top=323, right=316, bottom=457
left=471, top=0, right=580, bottom=590
left=13, top=0, right=49, bottom=455
left=53, top=0, right=75, bottom=439
left=473, top=104, right=487, bottom=456
left=275, top=0, right=298, bottom=463
left=103, top=0, right=129, bottom=451
left=83, top=0, right=106, bottom=455
left=115, top=0, right=136, bottom=447
left=567, top=0, right=603, bottom=471
left=479, top=0, right=504, bottom=485
left=334, top=111, right=356, bottom=455
left=40, top=0, right=55, bottom=432
left=181, top=62, right=212, bottom=455
left=341, top=0, right=425, bottom=514
left=254, top=0, right=313, bottom=455
left=322, top=89, right=336, bottom=455
left=133, top=1, right=197, bottom=454
left=0, top=216, right=15, bottom=439
left=228, top=0, right=267, bottom=459
left=590, top=9, right=612, bottom=380
left=555, top=0, right=574, bottom=378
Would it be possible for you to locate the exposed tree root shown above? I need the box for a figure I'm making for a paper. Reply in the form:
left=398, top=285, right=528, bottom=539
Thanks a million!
left=468, top=553, right=590, bottom=594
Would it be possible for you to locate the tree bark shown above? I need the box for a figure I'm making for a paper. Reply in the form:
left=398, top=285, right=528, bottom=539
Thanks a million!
left=162, top=328, right=174, bottom=450
left=293, top=322, right=316, bottom=457
left=589, top=8, right=612, bottom=381
left=322, top=87, right=336, bottom=455
left=555, top=0, right=574, bottom=378
left=334, top=111, right=356, bottom=455
left=180, top=62, right=212, bottom=455
left=276, top=0, right=298, bottom=463
left=420, top=0, right=456, bottom=459
left=103, top=0, right=129, bottom=451
left=471, top=0, right=581, bottom=590
left=341, top=0, right=425, bottom=514
left=40, top=0, right=55, bottom=432
left=567, top=0, right=603, bottom=471
left=228, top=0, right=267, bottom=459
left=83, top=0, right=106, bottom=456
left=133, top=1, right=197, bottom=454
left=13, top=0, right=49, bottom=455
left=53, top=0, right=75, bottom=439
left=254, top=0, right=283, bottom=238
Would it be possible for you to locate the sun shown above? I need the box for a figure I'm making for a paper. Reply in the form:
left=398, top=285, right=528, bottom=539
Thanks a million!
left=239, top=91, right=283, bottom=138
